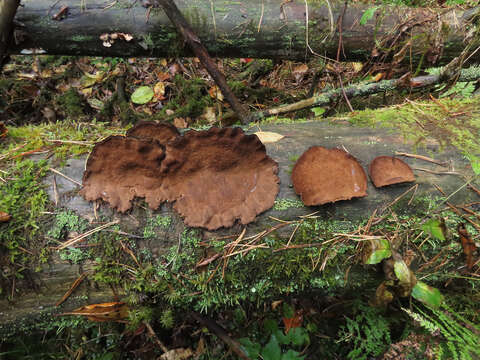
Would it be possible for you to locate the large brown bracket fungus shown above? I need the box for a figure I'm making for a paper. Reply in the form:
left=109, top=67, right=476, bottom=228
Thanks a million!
left=79, top=136, right=167, bottom=212
left=160, top=127, right=279, bottom=230
left=80, top=123, right=279, bottom=230
left=292, top=146, right=368, bottom=206
left=368, top=156, right=415, bottom=188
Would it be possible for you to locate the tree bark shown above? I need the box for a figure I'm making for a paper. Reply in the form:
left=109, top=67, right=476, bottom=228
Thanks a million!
left=0, top=0, right=20, bottom=64
left=0, top=122, right=475, bottom=338
left=11, top=0, right=480, bottom=65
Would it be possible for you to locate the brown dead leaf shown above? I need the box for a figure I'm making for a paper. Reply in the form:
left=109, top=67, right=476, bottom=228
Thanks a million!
left=208, top=85, right=224, bottom=101
left=60, top=302, right=129, bottom=322
left=254, top=131, right=285, bottom=144
left=282, top=310, right=303, bottom=334
left=292, top=63, right=309, bottom=82
left=0, top=211, right=11, bottom=222
left=458, top=223, right=477, bottom=270
left=0, top=122, right=8, bottom=139
left=160, top=348, right=194, bottom=360
left=201, top=107, right=216, bottom=124
left=173, top=117, right=189, bottom=129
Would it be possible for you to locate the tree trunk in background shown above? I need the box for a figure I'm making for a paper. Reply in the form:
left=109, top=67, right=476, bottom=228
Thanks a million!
left=0, top=122, right=475, bottom=337
left=11, top=0, right=480, bottom=66
left=0, top=0, right=20, bottom=63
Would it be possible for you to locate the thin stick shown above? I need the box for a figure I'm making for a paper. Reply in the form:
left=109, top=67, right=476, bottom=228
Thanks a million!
left=394, top=152, right=448, bottom=166
left=191, top=313, right=251, bottom=360
left=46, top=139, right=93, bottom=145
left=145, top=322, right=168, bottom=353
left=56, top=272, right=87, bottom=306
left=413, top=167, right=461, bottom=176
left=57, top=220, right=119, bottom=250
left=257, top=1, right=264, bottom=33
left=49, top=168, right=82, bottom=186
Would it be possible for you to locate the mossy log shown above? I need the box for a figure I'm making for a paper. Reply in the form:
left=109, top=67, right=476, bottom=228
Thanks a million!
left=0, top=121, right=475, bottom=338
left=11, top=0, right=480, bottom=65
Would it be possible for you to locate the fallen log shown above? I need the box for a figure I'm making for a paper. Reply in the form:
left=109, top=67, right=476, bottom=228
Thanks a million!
left=11, top=0, right=480, bottom=65
left=0, top=121, right=475, bottom=338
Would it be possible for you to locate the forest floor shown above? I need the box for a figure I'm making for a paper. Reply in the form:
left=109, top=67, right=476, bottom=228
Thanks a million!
left=0, top=44, right=480, bottom=360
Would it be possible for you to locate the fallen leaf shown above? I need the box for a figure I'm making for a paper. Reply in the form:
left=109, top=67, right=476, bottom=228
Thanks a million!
left=363, top=238, right=391, bottom=264
left=458, top=223, right=477, bottom=270
left=422, top=218, right=446, bottom=241
left=131, top=86, right=154, bottom=104
left=201, top=107, right=216, bottom=124
left=208, top=85, right=224, bottom=101
left=0, top=211, right=11, bottom=222
left=154, top=81, right=166, bottom=98
left=254, top=131, right=285, bottom=144
left=0, top=122, right=8, bottom=139
left=173, top=117, right=188, bottom=129
left=292, top=64, right=309, bottom=82
left=59, top=302, right=129, bottom=322
left=283, top=310, right=303, bottom=334
left=371, top=281, right=394, bottom=307
left=160, top=348, right=194, bottom=360
left=411, top=281, right=443, bottom=308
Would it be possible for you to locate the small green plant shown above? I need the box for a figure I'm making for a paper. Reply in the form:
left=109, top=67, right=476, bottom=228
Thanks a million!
left=239, top=318, right=309, bottom=360
left=143, top=215, right=172, bottom=239
left=337, top=302, right=392, bottom=360
left=403, top=304, right=480, bottom=360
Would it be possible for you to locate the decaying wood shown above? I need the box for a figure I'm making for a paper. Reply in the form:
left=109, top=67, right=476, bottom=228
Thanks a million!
left=0, top=122, right=477, bottom=337
left=0, top=0, right=20, bottom=66
left=253, top=66, right=480, bottom=119
left=10, top=1, right=480, bottom=65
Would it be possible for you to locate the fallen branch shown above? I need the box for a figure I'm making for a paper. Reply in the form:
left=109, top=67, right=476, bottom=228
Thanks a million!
left=253, top=65, right=480, bottom=120
left=157, top=0, right=250, bottom=124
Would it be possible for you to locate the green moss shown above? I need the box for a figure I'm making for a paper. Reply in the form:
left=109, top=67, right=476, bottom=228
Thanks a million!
left=273, top=198, right=304, bottom=211
left=347, top=95, right=480, bottom=170
left=159, top=75, right=213, bottom=119
left=143, top=215, right=172, bottom=239
left=0, top=160, right=49, bottom=296
left=55, top=88, right=85, bottom=118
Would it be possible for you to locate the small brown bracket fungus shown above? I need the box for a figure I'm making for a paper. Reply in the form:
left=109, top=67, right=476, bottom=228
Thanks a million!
left=160, top=127, right=280, bottom=230
left=369, top=156, right=415, bottom=188
left=292, top=146, right=367, bottom=206
left=126, top=121, right=180, bottom=145
left=80, top=136, right=166, bottom=212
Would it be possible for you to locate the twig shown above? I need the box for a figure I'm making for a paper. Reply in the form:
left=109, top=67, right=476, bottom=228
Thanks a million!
left=191, top=313, right=251, bottom=360
left=49, top=168, right=82, bottom=187
left=394, top=152, right=448, bottom=167
left=413, top=167, right=461, bottom=176
left=157, top=0, right=251, bottom=124
left=468, top=184, right=480, bottom=197
left=56, top=272, right=88, bottom=306
left=257, top=1, right=264, bottom=33
left=46, top=139, right=93, bottom=145
left=57, top=220, right=119, bottom=250
left=145, top=322, right=168, bottom=353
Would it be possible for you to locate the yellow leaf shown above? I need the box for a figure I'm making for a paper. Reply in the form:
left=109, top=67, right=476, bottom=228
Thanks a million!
left=352, top=62, right=364, bottom=72
left=154, top=81, right=166, bottom=97
left=254, top=131, right=285, bottom=144
left=208, top=85, right=224, bottom=101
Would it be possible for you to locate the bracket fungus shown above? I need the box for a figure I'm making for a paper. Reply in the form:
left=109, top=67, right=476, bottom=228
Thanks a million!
left=160, top=127, right=279, bottom=230
left=369, top=156, right=415, bottom=188
left=126, top=121, right=179, bottom=144
left=81, top=124, right=279, bottom=230
left=80, top=136, right=166, bottom=212
left=292, top=146, right=367, bottom=206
